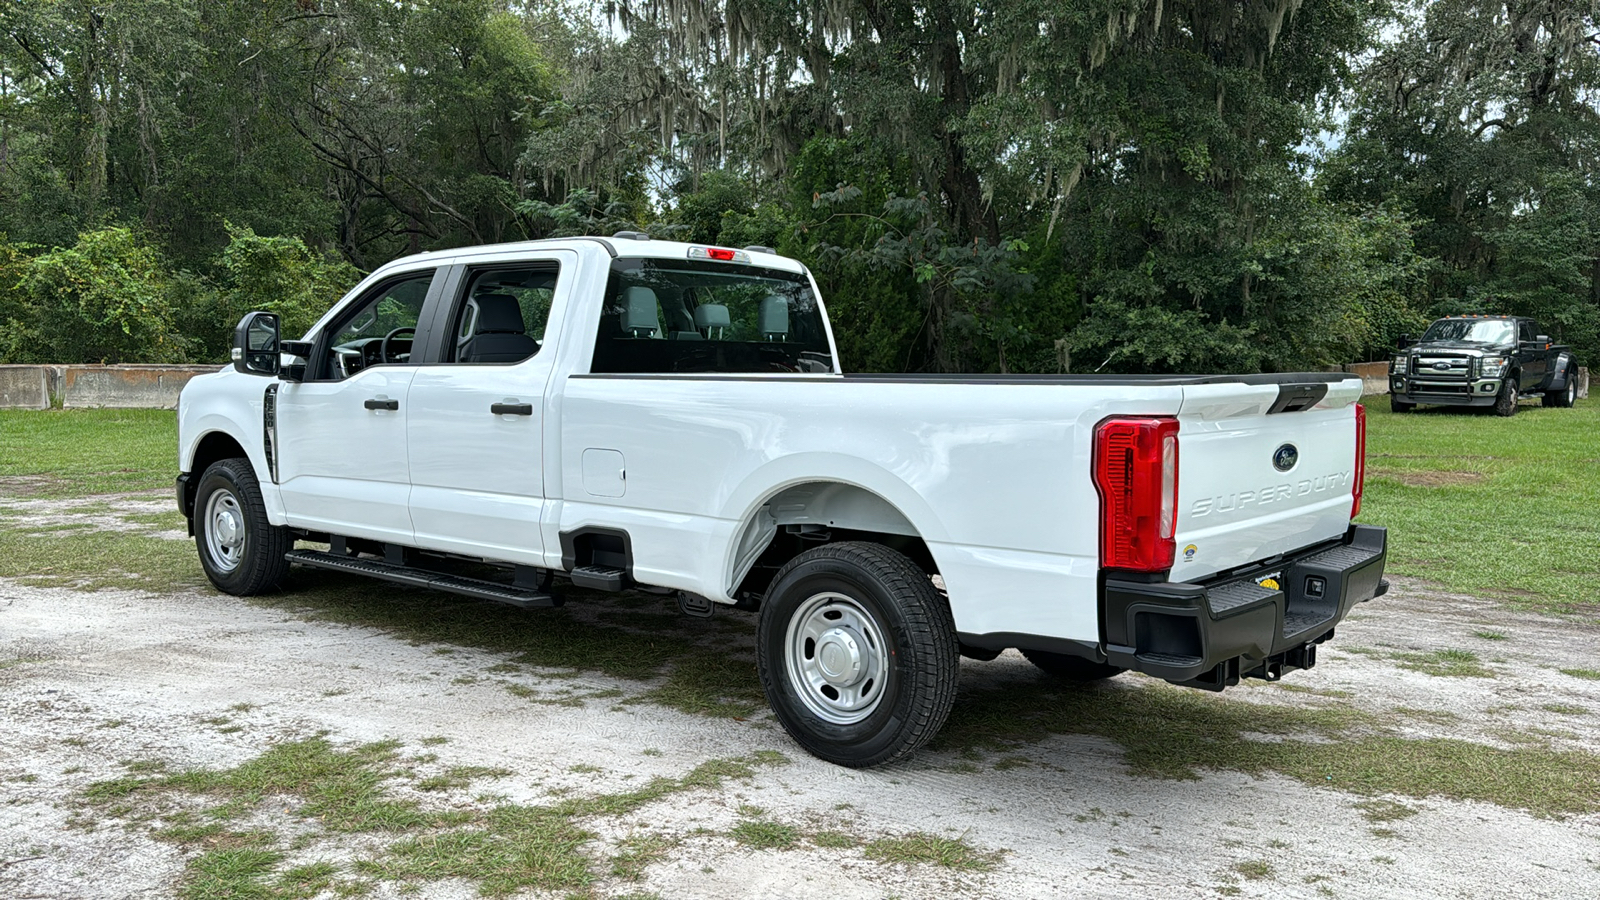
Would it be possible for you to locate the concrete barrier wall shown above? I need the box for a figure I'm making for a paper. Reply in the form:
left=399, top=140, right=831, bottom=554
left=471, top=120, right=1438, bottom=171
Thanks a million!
left=0, top=365, right=52, bottom=410
left=0, top=364, right=221, bottom=410
left=1342, top=361, right=1390, bottom=396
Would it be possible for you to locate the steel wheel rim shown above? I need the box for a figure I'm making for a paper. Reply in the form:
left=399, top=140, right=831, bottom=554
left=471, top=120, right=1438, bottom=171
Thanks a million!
left=203, top=489, right=246, bottom=574
left=784, top=591, right=890, bottom=725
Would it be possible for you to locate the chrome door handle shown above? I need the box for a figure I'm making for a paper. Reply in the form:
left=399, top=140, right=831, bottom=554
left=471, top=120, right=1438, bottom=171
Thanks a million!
left=490, top=402, right=533, bottom=416
left=364, top=398, right=399, bottom=411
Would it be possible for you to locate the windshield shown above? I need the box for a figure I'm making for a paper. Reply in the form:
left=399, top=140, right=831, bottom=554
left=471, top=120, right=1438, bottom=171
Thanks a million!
left=1421, top=319, right=1515, bottom=344
left=591, top=258, right=834, bottom=374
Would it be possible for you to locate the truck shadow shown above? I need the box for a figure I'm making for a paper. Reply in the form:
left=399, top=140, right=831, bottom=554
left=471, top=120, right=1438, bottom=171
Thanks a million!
left=253, top=576, right=1600, bottom=818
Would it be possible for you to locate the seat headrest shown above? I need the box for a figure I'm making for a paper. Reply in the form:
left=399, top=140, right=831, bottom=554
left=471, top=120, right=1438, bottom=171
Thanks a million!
left=759, top=295, right=790, bottom=336
left=622, top=286, right=661, bottom=335
left=693, top=303, right=731, bottom=330
left=473, top=294, right=526, bottom=334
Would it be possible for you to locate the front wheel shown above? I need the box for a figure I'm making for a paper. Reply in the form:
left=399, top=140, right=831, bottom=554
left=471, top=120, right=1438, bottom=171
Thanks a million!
left=756, top=542, right=959, bottom=768
left=1493, top=378, right=1519, bottom=417
left=193, top=458, right=292, bottom=596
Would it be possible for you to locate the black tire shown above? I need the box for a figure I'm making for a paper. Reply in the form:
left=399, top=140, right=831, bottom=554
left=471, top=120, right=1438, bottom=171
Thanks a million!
left=1493, top=377, right=1518, bottom=417
left=1545, top=376, right=1577, bottom=409
left=1390, top=396, right=1414, bottom=413
left=756, top=541, right=959, bottom=768
left=1021, top=649, right=1126, bottom=682
left=193, top=458, right=292, bottom=596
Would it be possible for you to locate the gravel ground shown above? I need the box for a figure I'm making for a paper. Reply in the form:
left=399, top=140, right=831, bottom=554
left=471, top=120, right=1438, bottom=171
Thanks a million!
left=2, top=573, right=1598, bottom=900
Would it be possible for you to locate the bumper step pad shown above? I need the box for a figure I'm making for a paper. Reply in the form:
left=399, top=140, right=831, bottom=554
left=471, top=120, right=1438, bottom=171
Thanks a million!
left=286, top=549, right=562, bottom=610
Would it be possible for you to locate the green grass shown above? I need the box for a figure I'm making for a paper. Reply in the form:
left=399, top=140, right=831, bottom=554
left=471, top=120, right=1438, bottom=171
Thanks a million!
left=1359, top=399, right=1598, bottom=612
left=1392, top=648, right=1495, bottom=678
left=730, top=819, right=801, bottom=850
left=84, top=738, right=791, bottom=899
left=0, top=409, right=178, bottom=497
left=1561, top=668, right=1600, bottom=681
left=862, top=832, right=1004, bottom=871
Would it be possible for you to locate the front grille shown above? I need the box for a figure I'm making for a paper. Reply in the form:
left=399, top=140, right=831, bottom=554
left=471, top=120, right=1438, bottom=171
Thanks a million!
left=1413, top=355, right=1471, bottom=380
left=1410, top=382, right=1471, bottom=395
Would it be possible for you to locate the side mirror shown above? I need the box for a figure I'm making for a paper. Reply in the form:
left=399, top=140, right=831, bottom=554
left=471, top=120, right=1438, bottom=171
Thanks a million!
left=1535, top=335, right=1550, bottom=344
left=232, top=312, right=280, bottom=376
left=1395, top=333, right=1412, bottom=349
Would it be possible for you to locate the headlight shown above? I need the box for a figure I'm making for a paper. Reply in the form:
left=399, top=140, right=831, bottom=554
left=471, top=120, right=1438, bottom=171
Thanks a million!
left=1478, top=356, right=1509, bottom=378
left=1392, top=355, right=1407, bottom=374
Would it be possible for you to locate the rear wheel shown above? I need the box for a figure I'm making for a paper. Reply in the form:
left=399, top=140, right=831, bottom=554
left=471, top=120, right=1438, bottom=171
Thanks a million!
left=1022, top=649, right=1126, bottom=682
left=1545, top=377, right=1577, bottom=409
left=194, top=458, right=292, bottom=596
left=757, top=541, right=959, bottom=768
left=1390, top=396, right=1414, bottom=413
left=1493, top=378, right=1519, bottom=417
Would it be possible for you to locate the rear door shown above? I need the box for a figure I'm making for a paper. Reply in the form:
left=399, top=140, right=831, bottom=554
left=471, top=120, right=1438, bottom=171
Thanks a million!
left=403, top=252, right=575, bottom=565
left=1170, top=379, right=1364, bottom=582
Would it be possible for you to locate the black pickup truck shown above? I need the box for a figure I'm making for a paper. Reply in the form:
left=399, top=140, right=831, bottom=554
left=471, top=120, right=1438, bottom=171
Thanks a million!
left=1388, top=316, right=1582, bottom=416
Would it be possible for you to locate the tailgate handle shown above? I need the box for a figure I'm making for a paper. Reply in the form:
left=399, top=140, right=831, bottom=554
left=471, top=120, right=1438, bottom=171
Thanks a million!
left=1267, top=383, right=1328, bottom=414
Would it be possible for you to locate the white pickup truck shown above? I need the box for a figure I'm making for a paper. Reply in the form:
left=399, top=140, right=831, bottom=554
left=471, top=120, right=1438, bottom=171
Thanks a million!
left=177, top=234, right=1388, bottom=767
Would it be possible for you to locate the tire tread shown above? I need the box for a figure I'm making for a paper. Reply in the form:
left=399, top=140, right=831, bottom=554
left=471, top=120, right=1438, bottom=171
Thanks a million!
left=758, top=541, right=959, bottom=768
left=197, top=458, right=292, bottom=596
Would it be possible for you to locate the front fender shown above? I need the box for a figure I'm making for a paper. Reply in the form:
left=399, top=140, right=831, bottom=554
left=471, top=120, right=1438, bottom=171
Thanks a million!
left=178, top=373, right=284, bottom=525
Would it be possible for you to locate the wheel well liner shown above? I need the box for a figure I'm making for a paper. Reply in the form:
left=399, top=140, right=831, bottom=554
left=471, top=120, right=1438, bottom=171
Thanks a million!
left=182, top=431, right=250, bottom=520
left=730, top=481, right=939, bottom=601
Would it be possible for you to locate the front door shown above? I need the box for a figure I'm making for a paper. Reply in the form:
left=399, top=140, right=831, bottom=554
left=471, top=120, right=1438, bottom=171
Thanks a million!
left=1517, top=320, right=1547, bottom=389
left=276, top=269, right=439, bottom=543
left=404, top=254, right=572, bottom=565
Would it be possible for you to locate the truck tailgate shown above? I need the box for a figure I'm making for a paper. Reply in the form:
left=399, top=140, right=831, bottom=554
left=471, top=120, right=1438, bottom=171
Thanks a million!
left=1171, top=379, right=1364, bottom=582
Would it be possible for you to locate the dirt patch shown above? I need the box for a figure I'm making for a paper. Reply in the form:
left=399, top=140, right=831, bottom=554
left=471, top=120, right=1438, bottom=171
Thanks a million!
left=0, top=492, right=186, bottom=541
left=1370, top=468, right=1486, bottom=487
left=3, top=576, right=1600, bottom=899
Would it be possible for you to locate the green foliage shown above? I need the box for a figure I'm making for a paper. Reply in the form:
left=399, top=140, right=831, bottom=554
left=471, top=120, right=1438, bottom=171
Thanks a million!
left=0, top=1, right=1593, bottom=371
left=7, top=228, right=186, bottom=363
left=214, top=225, right=360, bottom=343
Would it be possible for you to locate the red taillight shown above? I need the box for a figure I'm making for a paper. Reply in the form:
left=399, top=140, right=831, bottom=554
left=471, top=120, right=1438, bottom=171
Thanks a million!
left=706, top=247, right=737, bottom=261
left=1351, top=402, right=1366, bottom=518
left=1093, top=417, right=1180, bottom=572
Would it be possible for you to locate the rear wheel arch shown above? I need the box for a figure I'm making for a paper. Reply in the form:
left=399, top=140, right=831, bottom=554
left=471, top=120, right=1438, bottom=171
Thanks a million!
left=727, top=480, right=944, bottom=605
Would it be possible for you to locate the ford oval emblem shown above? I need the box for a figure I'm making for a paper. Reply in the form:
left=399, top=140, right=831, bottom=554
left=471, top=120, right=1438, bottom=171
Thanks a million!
left=1273, top=443, right=1299, bottom=472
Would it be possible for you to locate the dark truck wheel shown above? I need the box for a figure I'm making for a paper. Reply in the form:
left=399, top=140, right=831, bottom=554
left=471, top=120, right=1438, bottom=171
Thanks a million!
left=1022, top=649, right=1126, bottom=682
left=1390, top=396, right=1414, bottom=413
left=194, top=458, right=292, bottom=596
left=1493, top=378, right=1519, bottom=417
left=757, top=541, right=959, bottom=768
left=1545, top=377, right=1577, bottom=409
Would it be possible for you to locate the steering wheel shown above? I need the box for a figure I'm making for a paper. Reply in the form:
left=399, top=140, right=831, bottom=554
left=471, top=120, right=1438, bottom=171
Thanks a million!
left=380, top=327, right=416, bottom=364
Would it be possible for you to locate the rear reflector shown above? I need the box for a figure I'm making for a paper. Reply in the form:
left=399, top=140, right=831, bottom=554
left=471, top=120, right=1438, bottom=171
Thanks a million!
left=1094, top=417, right=1180, bottom=572
left=688, top=246, right=749, bottom=263
left=1351, top=403, right=1366, bottom=518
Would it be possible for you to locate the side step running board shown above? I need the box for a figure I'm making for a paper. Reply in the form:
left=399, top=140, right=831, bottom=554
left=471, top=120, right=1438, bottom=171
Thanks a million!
left=568, top=564, right=630, bottom=592
left=285, top=549, right=562, bottom=610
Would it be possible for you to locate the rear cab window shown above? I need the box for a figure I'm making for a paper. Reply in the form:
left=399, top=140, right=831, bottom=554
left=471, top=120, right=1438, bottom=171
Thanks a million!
left=590, top=257, right=834, bottom=374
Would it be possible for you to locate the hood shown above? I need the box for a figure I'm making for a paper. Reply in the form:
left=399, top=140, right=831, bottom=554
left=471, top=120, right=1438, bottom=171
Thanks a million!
left=1404, top=340, right=1505, bottom=355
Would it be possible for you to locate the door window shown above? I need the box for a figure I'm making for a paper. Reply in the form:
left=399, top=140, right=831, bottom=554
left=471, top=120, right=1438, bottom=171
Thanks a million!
left=1518, top=320, right=1535, bottom=344
left=319, top=272, right=433, bottom=380
left=442, top=265, right=558, bottom=364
